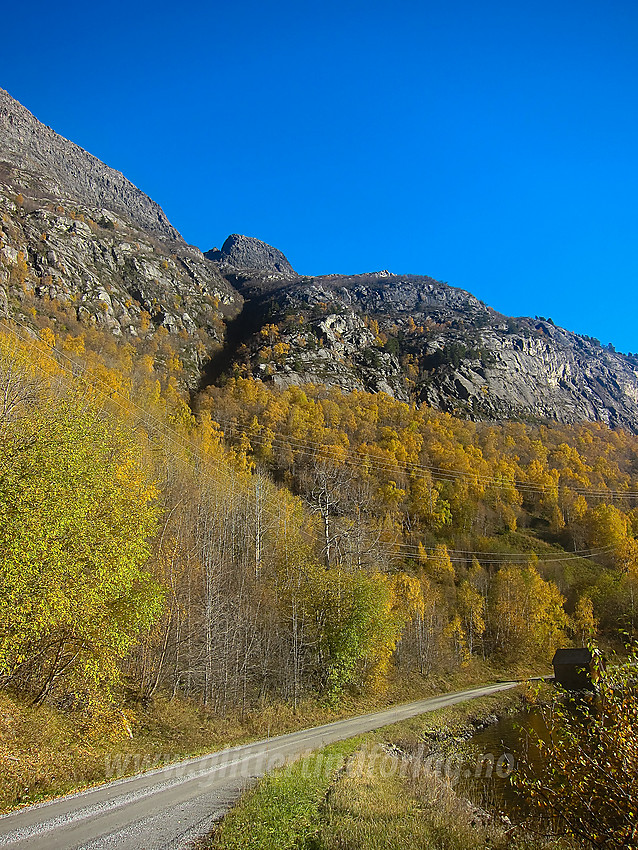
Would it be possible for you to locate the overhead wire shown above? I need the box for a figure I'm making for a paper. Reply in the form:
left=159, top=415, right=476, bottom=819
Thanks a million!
left=226, top=422, right=638, bottom=501
left=376, top=542, right=617, bottom=564
left=0, top=315, right=624, bottom=566
left=212, top=406, right=633, bottom=496
left=244, top=433, right=622, bottom=561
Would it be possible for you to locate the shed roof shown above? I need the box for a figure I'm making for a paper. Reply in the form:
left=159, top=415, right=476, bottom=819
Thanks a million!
left=552, top=648, right=593, bottom=665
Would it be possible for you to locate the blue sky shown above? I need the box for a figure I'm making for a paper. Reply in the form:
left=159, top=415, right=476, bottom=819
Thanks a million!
left=2, top=0, right=637, bottom=350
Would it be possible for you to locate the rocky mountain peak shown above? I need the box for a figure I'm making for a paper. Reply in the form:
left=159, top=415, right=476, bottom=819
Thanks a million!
left=0, top=89, right=243, bottom=390
left=206, top=234, right=296, bottom=275
left=0, top=88, right=182, bottom=244
left=3, top=87, right=638, bottom=433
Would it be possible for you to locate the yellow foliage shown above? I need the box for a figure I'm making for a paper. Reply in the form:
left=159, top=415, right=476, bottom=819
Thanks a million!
left=422, top=544, right=455, bottom=584
left=260, top=323, right=280, bottom=343
left=61, top=334, right=86, bottom=355
left=39, top=327, right=56, bottom=349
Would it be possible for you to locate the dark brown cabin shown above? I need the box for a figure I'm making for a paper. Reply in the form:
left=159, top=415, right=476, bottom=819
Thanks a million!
left=552, top=648, right=601, bottom=690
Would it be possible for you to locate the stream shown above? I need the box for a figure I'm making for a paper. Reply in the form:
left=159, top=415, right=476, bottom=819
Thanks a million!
left=462, top=707, right=547, bottom=817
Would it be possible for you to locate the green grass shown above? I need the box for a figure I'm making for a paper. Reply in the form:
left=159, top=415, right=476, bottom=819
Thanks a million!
left=210, top=685, right=567, bottom=850
left=211, top=739, right=361, bottom=850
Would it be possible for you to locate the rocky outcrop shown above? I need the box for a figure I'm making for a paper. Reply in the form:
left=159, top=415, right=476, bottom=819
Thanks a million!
left=262, top=309, right=407, bottom=398
left=0, top=88, right=243, bottom=387
left=418, top=323, right=638, bottom=428
left=0, top=190, right=240, bottom=384
left=2, top=86, right=637, bottom=431
left=0, top=89, right=182, bottom=244
left=206, top=234, right=295, bottom=276
left=214, top=266, right=638, bottom=432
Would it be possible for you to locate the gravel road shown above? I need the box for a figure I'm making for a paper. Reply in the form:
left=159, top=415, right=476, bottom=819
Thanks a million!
left=0, top=681, right=517, bottom=849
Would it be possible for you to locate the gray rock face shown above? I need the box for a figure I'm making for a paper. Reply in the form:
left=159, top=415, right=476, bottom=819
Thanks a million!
left=206, top=234, right=295, bottom=275
left=2, top=87, right=637, bottom=432
left=0, top=89, right=243, bottom=388
left=419, top=325, right=638, bottom=429
left=0, top=88, right=181, bottom=244
left=0, top=190, right=240, bottom=384
left=261, top=308, right=407, bottom=399
left=220, top=268, right=638, bottom=432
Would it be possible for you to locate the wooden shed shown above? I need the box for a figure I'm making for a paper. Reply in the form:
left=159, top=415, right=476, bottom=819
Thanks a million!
left=552, top=647, right=601, bottom=690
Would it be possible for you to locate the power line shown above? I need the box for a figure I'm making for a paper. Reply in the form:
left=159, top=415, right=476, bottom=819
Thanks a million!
left=226, top=423, right=638, bottom=501
left=249, top=427, right=635, bottom=497
left=0, top=316, right=622, bottom=568
left=217, top=418, right=619, bottom=563
left=377, top=541, right=617, bottom=564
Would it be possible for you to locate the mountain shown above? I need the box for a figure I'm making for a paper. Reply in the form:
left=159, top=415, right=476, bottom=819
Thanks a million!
left=2, top=87, right=638, bottom=430
left=204, top=261, right=638, bottom=432
left=0, top=88, right=241, bottom=384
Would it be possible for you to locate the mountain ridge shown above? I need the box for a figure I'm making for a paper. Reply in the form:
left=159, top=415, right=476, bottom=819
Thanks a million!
left=204, top=257, right=638, bottom=432
left=1, top=86, right=638, bottom=430
left=0, top=89, right=182, bottom=244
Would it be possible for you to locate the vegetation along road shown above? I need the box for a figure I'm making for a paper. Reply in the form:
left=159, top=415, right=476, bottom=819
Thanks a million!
left=0, top=682, right=516, bottom=850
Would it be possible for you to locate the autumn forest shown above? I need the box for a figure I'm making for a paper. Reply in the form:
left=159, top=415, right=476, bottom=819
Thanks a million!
left=2, top=308, right=637, bottom=730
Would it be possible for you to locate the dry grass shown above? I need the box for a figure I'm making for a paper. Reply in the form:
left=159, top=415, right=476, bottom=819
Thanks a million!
left=0, top=666, right=549, bottom=815
left=318, top=744, right=556, bottom=850
left=209, top=685, right=565, bottom=850
left=315, top=685, right=570, bottom=850
left=0, top=691, right=349, bottom=813
left=319, top=748, right=497, bottom=850
left=0, top=691, right=243, bottom=812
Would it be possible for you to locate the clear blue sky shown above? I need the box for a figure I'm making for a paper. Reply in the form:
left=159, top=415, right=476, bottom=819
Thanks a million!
left=2, top=1, right=637, bottom=350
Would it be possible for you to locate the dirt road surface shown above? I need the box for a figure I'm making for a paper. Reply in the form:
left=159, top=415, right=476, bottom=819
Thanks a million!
left=0, top=681, right=517, bottom=849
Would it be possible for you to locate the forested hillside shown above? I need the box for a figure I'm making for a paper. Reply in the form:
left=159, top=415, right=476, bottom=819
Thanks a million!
left=2, top=309, right=638, bottom=725
left=3, top=86, right=638, bottom=776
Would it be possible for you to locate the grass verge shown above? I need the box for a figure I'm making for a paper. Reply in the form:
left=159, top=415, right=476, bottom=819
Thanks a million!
left=210, top=685, right=567, bottom=850
left=210, top=739, right=361, bottom=850
left=0, top=662, right=549, bottom=815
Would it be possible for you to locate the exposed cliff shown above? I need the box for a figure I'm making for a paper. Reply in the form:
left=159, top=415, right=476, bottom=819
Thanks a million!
left=2, top=86, right=638, bottom=431
left=206, top=264, right=638, bottom=432
left=0, top=89, right=241, bottom=386
left=0, top=88, right=182, bottom=244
